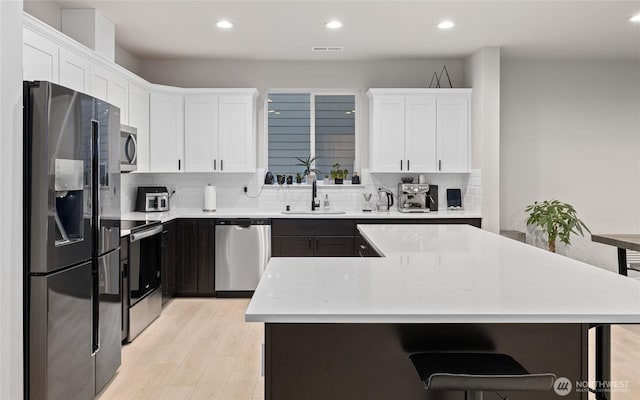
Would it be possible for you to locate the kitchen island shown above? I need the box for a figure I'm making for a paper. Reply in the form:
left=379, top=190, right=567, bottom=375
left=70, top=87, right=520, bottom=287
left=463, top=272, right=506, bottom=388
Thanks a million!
left=246, top=224, right=640, bottom=400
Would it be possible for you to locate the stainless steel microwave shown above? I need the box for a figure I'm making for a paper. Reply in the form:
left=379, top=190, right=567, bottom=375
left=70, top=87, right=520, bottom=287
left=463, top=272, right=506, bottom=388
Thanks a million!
left=120, top=125, right=137, bottom=172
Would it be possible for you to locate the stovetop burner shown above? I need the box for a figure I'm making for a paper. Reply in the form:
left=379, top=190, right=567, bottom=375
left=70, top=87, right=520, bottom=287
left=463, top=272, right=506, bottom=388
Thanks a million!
left=120, top=219, right=162, bottom=233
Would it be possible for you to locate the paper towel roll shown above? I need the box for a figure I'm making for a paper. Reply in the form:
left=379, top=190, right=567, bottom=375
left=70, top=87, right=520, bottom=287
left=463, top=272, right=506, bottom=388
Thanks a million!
left=203, top=184, right=216, bottom=211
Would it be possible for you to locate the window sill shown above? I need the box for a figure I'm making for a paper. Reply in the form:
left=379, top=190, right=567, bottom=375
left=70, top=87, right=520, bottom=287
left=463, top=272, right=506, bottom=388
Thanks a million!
left=264, top=181, right=365, bottom=189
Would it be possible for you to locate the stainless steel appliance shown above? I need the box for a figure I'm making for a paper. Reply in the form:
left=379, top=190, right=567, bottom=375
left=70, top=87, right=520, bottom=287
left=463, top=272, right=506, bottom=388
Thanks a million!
left=376, top=187, right=394, bottom=211
left=121, top=220, right=163, bottom=342
left=215, top=219, right=271, bottom=296
left=398, top=183, right=431, bottom=213
left=120, top=124, right=137, bottom=172
left=135, top=186, right=169, bottom=212
left=23, top=81, right=121, bottom=399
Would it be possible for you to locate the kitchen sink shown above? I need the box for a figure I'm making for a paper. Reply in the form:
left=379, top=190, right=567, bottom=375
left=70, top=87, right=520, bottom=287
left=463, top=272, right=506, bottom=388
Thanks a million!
left=281, top=210, right=347, bottom=215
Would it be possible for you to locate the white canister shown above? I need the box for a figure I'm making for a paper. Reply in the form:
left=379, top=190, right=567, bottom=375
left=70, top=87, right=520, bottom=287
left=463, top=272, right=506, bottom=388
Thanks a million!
left=203, top=184, right=217, bottom=211
left=419, top=174, right=427, bottom=184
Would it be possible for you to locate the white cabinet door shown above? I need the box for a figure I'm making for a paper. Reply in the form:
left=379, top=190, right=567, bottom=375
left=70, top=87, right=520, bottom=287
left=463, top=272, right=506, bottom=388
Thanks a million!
left=218, top=95, right=255, bottom=172
left=108, top=74, right=129, bottom=124
left=405, top=95, right=437, bottom=173
left=369, top=95, right=405, bottom=172
left=128, top=83, right=149, bottom=172
left=437, top=95, right=470, bottom=172
left=58, top=48, right=90, bottom=94
left=89, top=64, right=109, bottom=102
left=184, top=95, right=218, bottom=172
left=23, top=28, right=59, bottom=82
left=149, top=92, right=184, bottom=172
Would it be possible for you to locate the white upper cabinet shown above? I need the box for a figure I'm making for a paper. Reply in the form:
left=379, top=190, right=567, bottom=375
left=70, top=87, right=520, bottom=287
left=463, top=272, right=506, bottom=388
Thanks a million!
left=59, top=47, right=91, bottom=93
left=368, top=89, right=470, bottom=173
left=23, top=28, right=59, bottom=82
left=184, top=95, right=218, bottom=172
left=405, top=95, right=437, bottom=173
left=128, top=83, right=150, bottom=172
left=184, top=90, right=257, bottom=173
left=150, top=90, right=184, bottom=173
left=108, top=73, right=129, bottom=125
left=218, top=94, right=256, bottom=172
left=369, top=95, right=405, bottom=172
left=90, top=64, right=128, bottom=124
left=89, top=63, right=109, bottom=101
left=23, top=15, right=258, bottom=175
left=437, top=94, right=470, bottom=172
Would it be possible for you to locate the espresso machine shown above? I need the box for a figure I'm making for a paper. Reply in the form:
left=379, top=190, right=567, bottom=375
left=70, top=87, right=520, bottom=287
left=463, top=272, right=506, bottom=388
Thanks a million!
left=398, top=183, right=438, bottom=212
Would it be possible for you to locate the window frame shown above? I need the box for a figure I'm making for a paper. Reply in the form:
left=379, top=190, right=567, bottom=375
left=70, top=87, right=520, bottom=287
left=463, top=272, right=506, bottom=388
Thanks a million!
left=264, top=88, right=361, bottom=180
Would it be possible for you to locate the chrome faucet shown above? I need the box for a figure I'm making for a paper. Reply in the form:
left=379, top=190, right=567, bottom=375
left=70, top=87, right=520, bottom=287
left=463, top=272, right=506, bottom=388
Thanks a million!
left=311, top=180, right=320, bottom=211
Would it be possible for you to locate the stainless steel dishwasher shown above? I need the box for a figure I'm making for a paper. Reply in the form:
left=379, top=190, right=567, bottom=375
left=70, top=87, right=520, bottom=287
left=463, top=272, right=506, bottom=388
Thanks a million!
left=215, top=219, right=271, bottom=296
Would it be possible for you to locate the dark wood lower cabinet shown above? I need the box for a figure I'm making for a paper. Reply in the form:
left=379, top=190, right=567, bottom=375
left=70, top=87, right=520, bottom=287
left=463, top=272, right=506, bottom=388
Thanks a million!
left=272, top=236, right=314, bottom=257
left=176, top=219, right=215, bottom=296
left=161, top=221, right=177, bottom=305
left=271, top=218, right=481, bottom=257
left=197, top=219, right=216, bottom=295
left=315, top=237, right=354, bottom=257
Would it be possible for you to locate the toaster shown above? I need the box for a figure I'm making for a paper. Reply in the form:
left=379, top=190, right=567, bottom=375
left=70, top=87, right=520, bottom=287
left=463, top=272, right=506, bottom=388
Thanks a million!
left=135, top=186, right=169, bottom=212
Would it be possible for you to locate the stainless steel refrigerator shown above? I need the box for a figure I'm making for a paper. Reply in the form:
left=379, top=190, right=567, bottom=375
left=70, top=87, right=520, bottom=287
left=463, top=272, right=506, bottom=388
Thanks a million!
left=23, top=81, right=121, bottom=399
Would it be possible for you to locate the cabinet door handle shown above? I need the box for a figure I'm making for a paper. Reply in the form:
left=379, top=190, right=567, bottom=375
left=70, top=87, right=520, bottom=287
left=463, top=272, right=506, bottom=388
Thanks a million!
left=308, top=237, right=312, bottom=251
left=407, top=160, right=410, bottom=171
left=358, top=244, right=367, bottom=257
left=400, top=160, right=403, bottom=171
left=178, top=159, right=181, bottom=171
left=315, top=237, right=319, bottom=252
left=438, top=160, right=442, bottom=171
left=221, top=160, right=224, bottom=171
left=214, top=159, right=217, bottom=170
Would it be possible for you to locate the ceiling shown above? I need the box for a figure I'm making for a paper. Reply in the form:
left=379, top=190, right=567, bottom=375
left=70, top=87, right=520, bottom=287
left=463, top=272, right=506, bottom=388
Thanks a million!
left=52, top=0, right=640, bottom=61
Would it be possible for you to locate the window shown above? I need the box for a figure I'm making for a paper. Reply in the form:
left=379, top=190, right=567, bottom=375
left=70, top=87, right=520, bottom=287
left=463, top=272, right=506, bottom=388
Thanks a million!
left=267, top=92, right=356, bottom=180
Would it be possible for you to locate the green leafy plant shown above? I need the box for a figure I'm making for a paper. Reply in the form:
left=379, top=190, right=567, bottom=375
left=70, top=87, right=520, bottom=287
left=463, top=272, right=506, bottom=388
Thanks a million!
left=330, top=163, right=348, bottom=181
left=525, top=200, right=591, bottom=252
left=294, top=155, right=321, bottom=176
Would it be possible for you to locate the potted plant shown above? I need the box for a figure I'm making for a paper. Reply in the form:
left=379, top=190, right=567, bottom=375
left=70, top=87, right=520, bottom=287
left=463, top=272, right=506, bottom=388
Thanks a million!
left=294, top=155, right=321, bottom=184
left=331, top=163, right=348, bottom=184
left=295, top=173, right=302, bottom=184
left=525, top=200, right=591, bottom=253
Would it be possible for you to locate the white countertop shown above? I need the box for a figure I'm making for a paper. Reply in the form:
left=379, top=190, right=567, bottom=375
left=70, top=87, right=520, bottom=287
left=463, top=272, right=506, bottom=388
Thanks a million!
left=120, top=208, right=482, bottom=237
left=245, top=224, right=640, bottom=324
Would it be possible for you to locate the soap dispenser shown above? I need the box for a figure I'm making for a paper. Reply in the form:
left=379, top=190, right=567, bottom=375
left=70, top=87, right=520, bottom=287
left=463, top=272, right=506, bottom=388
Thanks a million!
left=323, top=194, right=330, bottom=210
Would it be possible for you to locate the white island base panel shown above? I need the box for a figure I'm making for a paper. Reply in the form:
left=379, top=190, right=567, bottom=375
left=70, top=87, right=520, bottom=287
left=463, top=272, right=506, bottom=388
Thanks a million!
left=246, top=224, right=640, bottom=324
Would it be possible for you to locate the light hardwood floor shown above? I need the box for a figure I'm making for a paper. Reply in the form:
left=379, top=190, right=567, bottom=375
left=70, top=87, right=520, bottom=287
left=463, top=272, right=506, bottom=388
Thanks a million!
left=99, top=298, right=640, bottom=400
left=98, top=298, right=263, bottom=400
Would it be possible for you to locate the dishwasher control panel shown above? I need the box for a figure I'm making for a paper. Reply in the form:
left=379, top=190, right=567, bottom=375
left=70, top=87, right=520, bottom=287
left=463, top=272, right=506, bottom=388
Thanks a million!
left=217, top=219, right=271, bottom=226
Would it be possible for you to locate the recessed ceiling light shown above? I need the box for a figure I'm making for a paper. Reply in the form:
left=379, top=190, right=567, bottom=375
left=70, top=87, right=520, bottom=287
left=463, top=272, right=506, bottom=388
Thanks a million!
left=438, top=20, right=455, bottom=29
left=215, top=20, right=234, bottom=29
left=631, top=14, right=640, bottom=22
left=325, top=20, right=343, bottom=29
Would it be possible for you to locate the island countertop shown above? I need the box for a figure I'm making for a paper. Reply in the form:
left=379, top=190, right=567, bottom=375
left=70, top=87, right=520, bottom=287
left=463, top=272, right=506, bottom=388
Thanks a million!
left=245, top=224, right=640, bottom=324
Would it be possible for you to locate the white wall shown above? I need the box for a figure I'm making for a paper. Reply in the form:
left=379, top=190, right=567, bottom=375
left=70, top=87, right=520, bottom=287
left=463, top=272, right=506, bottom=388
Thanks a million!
left=139, top=58, right=466, bottom=169
left=501, top=59, right=640, bottom=271
left=0, top=1, right=23, bottom=398
left=464, top=48, right=501, bottom=233
left=23, top=0, right=143, bottom=75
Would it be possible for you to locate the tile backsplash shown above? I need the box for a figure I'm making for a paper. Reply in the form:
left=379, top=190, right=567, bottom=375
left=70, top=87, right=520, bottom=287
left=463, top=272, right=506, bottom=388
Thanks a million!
left=121, top=169, right=482, bottom=213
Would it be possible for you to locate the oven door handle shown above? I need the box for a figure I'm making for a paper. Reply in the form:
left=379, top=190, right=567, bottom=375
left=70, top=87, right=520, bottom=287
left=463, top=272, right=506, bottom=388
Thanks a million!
left=130, top=225, right=163, bottom=242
